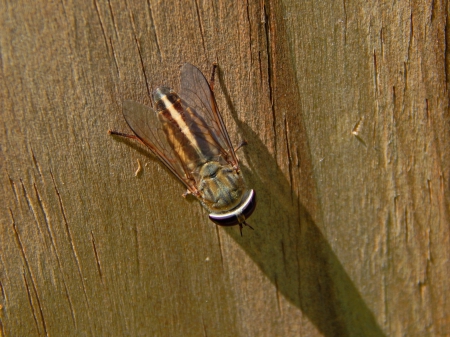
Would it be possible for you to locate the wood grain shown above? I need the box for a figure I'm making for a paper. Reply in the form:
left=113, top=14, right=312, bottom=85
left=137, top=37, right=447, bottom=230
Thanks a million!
left=1, top=0, right=448, bottom=336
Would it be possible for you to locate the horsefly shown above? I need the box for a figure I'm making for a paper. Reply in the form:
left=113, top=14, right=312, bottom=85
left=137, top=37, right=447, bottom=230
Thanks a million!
left=109, top=63, right=256, bottom=235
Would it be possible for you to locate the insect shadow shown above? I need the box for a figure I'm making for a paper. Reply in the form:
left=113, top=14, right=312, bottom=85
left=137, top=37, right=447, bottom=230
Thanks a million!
left=218, top=81, right=386, bottom=337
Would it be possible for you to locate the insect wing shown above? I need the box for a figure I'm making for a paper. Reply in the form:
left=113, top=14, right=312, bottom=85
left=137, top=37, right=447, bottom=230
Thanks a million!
left=179, top=63, right=239, bottom=166
left=122, top=100, right=195, bottom=191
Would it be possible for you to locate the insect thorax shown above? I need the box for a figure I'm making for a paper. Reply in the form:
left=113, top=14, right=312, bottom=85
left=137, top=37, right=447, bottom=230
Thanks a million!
left=197, top=161, right=246, bottom=213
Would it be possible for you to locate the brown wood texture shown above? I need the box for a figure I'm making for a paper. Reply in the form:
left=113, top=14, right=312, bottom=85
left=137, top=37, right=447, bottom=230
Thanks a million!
left=1, top=1, right=449, bottom=336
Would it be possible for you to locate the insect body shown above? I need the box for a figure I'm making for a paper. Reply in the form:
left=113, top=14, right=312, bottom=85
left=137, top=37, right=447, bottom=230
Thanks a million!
left=109, top=63, right=256, bottom=234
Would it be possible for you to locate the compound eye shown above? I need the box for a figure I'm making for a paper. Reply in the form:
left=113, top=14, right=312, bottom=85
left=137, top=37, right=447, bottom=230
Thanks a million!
left=209, top=190, right=257, bottom=226
left=241, top=190, right=257, bottom=219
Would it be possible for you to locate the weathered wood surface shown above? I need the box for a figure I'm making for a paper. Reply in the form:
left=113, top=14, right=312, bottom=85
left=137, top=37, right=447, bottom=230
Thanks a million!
left=1, top=1, right=448, bottom=336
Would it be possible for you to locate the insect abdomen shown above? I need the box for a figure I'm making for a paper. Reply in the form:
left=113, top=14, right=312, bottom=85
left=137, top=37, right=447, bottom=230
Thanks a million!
left=153, top=87, right=221, bottom=171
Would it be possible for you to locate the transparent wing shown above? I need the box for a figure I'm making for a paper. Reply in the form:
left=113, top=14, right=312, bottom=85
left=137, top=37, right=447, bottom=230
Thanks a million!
left=179, top=63, right=239, bottom=166
left=122, top=100, right=196, bottom=192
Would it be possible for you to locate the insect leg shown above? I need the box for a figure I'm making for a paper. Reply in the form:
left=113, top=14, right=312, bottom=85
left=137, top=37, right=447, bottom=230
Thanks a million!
left=234, top=140, right=248, bottom=152
left=209, top=63, right=218, bottom=92
left=108, top=130, right=139, bottom=140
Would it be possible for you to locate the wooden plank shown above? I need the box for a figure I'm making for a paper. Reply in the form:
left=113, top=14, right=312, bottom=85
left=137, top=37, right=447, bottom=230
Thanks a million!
left=1, top=0, right=448, bottom=336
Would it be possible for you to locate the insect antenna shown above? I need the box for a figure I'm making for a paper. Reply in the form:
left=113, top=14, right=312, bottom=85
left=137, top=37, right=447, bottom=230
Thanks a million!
left=244, top=221, right=254, bottom=230
left=238, top=221, right=254, bottom=236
